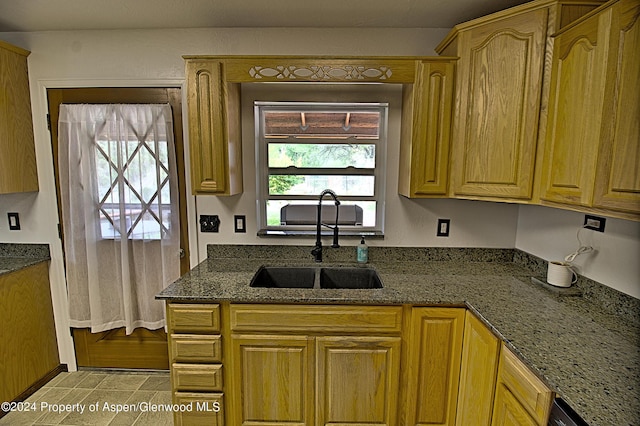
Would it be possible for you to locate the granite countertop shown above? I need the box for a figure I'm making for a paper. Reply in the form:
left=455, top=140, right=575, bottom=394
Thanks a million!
left=0, top=243, right=51, bottom=275
left=157, top=245, right=640, bottom=426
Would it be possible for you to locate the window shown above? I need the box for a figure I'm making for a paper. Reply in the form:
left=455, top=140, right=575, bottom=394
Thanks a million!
left=256, top=101, right=388, bottom=235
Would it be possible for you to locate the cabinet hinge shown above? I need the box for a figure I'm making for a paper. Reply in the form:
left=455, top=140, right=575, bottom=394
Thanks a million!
left=46, top=114, right=51, bottom=131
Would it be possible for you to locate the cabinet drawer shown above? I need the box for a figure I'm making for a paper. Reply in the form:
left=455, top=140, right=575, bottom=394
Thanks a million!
left=173, top=392, right=224, bottom=426
left=230, top=304, right=403, bottom=334
left=168, top=303, right=220, bottom=333
left=171, top=334, right=222, bottom=363
left=173, top=364, right=223, bottom=391
left=498, top=347, right=554, bottom=425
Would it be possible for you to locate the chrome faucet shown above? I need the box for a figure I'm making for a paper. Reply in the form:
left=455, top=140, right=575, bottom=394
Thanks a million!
left=311, top=189, right=340, bottom=262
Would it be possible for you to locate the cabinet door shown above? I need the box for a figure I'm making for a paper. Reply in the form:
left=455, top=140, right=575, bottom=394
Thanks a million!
left=456, top=311, right=500, bottom=426
left=492, top=347, right=553, bottom=426
left=185, top=59, right=242, bottom=195
left=399, top=60, right=455, bottom=197
left=316, top=336, right=401, bottom=426
left=593, top=0, right=640, bottom=213
left=451, top=9, right=547, bottom=200
left=541, top=9, right=608, bottom=206
left=231, top=334, right=314, bottom=425
left=0, top=41, right=38, bottom=194
left=491, top=385, right=538, bottom=426
left=173, top=392, right=224, bottom=426
left=402, top=308, right=465, bottom=426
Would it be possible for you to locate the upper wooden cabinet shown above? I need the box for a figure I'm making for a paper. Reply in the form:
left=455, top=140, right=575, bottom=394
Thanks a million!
left=399, top=59, right=456, bottom=197
left=0, top=40, right=39, bottom=194
left=541, top=0, right=640, bottom=217
left=185, top=59, right=242, bottom=195
left=436, top=0, right=604, bottom=202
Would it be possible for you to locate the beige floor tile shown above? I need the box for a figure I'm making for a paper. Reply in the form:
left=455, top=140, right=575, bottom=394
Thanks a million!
left=34, top=388, right=91, bottom=425
left=74, top=374, right=107, bottom=390
left=95, top=375, right=148, bottom=391
left=106, top=390, right=157, bottom=426
left=138, top=375, right=170, bottom=392
left=49, top=372, right=91, bottom=389
left=131, top=391, right=173, bottom=426
left=60, top=389, right=134, bottom=426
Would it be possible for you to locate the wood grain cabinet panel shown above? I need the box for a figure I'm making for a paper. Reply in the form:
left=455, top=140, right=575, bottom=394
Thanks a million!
left=491, top=346, right=553, bottom=426
left=0, top=40, right=38, bottom=194
left=399, top=59, right=455, bottom=197
left=173, top=392, right=224, bottom=426
left=168, top=303, right=221, bottom=333
left=170, top=335, right=223, bottom=363
left=316, top=336, right=401, bottom=426
left=447, top=9, right=548, bottom=200
left=185, top=59, right=242, bottom=195
left=230, top=334, right=314, bottom=426
left=0, top=262, right=59, bottom=403
left=401, top=307, right=465, bottom=426
left=542, top=0, right=640, bottom=217
left=456, top=311, right=501, bottom=426
left=172, top=363, right=223, bottom=392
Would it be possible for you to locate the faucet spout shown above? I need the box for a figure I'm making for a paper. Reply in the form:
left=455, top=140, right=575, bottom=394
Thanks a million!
left=312, top=189, right=341, bottom=262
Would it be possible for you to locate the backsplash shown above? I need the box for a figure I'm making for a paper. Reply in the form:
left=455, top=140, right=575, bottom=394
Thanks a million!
left=0, top=243, right=50, bottom=258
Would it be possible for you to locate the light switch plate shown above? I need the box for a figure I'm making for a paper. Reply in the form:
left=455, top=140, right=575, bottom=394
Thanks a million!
left=234, top=215, right=246, bottom=233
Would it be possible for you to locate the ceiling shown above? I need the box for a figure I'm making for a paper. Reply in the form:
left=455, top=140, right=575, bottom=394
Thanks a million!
left=0, top=0, right=531, bottom=32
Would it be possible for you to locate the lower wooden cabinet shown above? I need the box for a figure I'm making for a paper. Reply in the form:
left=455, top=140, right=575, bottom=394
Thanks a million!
left=456, top=311, right=501, bottom=426
left=491, top=346, right=554, bottom=426
left=166, top=302, right=555, bottom=426
left=316, top=336, right=401, bottom=426
left=402, top=307, right=465, bottom=426
left=231, top=335, right=315, bottom=425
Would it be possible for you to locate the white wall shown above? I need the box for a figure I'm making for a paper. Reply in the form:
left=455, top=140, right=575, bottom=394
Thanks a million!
left=0, top=27, right=636, bottom=369
left=516, top=205, right=640, bottom=299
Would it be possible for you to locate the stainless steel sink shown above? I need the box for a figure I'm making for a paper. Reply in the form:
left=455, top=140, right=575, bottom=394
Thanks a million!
left=250, top=266, right=383, bottom=289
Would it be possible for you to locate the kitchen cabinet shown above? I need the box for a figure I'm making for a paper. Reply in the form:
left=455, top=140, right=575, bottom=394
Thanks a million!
left=0, top=263, right=59, bottom=404
left=541, top=0, right=640, bottom=216
left=185, top=59, right=242, bottom=195
left=167, top=303, right=225, bottom=425
left=0, top=40, right=38, bottom=194
left=436, top=0, right=604, bottom=202
left=401, top=307, right=465, bottom=426
left=491, top=345, right=554, bottom=426
left=398, top=59, right=455, bottom=197
left=228, top=304, right=402, bottom=426
left=456, top=311, right=501, bottom=426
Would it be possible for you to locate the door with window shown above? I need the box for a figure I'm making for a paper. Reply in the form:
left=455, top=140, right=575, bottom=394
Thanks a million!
left=48, top=88, right=189, bottom=369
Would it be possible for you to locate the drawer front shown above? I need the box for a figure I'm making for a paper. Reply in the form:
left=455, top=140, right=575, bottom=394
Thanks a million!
left=171, top=334, right=222, bottom=363
left=173, top=392, right=224, bottom=426
left=230, top=304, right=403, bottom=334
left=499, top=347, right=554, bottom=424
left=173, top=364, right=223, bottom=392
left=169, top=303, right=220, bottom=333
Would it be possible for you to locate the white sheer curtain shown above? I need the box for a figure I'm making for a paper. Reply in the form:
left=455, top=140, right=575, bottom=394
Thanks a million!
left=58, top=104, right=180, bottom=335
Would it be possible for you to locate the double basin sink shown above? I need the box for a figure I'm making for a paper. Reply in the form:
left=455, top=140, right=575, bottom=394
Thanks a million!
left=250, top=266, right=383, bottom=289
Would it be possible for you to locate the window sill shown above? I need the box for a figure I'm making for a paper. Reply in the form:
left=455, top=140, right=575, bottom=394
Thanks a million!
left=257, top=229, right=384, bottom=239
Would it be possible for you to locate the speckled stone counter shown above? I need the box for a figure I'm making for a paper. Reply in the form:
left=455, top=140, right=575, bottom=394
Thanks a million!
left=0, top=243, right=51, bottom=275
left=157, top=245, right=640, bottom=426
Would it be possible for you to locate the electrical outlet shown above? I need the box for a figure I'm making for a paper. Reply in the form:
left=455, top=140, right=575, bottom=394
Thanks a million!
left=200, top=215, right=220, bottom=233
left=583, top=214, right=606, bottom=232
left=437, top=218, right=450, bottom=237
left=7, top=213, right=20, bottom=231
left=234, top=215, right=246, bottom=233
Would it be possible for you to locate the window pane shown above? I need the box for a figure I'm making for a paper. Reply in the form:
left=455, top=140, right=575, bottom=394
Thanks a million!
left=268, top=143, right=375, bottom=168
left=266, top=200, right=377, bottom=227
left=268, top=175, right=374, bottom=196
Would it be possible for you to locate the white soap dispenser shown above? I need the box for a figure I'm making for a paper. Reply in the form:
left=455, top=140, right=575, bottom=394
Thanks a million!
left=357, top=236, right=368, bottom=263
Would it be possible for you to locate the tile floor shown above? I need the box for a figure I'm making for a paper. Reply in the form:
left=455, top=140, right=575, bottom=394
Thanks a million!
left=0, top=370, right=172, bottom=425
